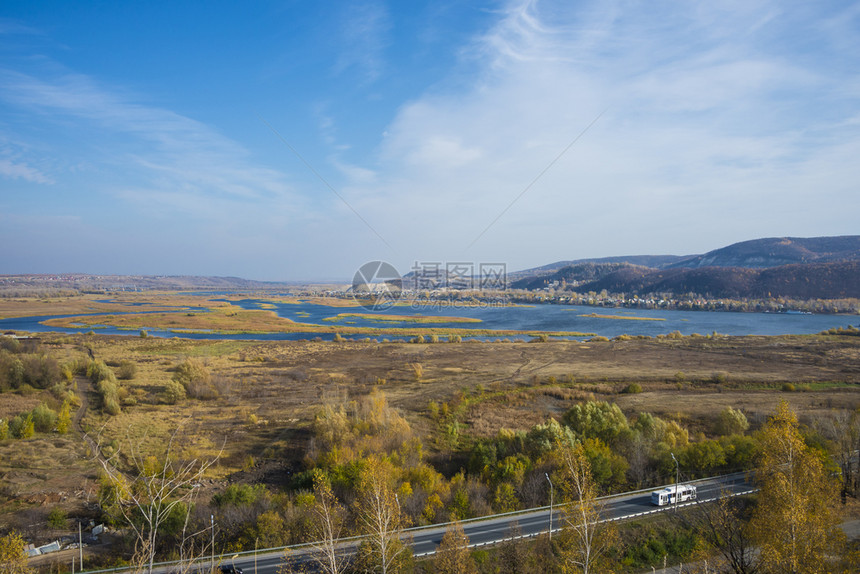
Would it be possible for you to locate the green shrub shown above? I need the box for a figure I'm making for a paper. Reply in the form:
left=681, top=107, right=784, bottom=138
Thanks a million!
left=116, top=360, right=137, bottom=380
left=162, top=380, right=186, bottom=404
left=563, top=400, right=630, bottom=445
left=21, top=355, right=62, bottom=389
left=213, top=483, right=268, bottom=507
left=96, top=376, right=122, bottom=415
left=782, top=383, right=796, bottom=392
left=714, top=406, right=749, bottom=436
left=103, top=398, right=121, bottom=416
left=173, top=358, right=216, bottom=400
left=7, top=415, right=24, bottom=438
left=31, top=403, right=57, bottom=433
left=87, top=360, right=116, bottom=384
left=622, top=383, right=642, bottom=394
left=11, top=414, right=34, bottom=439
left=47, top=507, right=67, bottom=530
left=0, top=336, right=21, bottom=353
left=0, top=354, right=25, bottom=389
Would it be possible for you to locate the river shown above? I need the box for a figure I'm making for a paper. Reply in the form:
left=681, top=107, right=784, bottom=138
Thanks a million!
left=0, top=295, right=854, bottom=341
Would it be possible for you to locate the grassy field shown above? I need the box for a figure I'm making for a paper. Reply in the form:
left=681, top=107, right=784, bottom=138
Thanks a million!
left=577, top=312, right=667, bottom=321
left=2, top=303, right=860, bottom=567
left=3, top=331, right=858, bottom=481
left=39, top=307, right=591, bottom=338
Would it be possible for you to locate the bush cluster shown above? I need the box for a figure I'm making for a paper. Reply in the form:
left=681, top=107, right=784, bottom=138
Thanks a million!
left=88, top=360, right=122, bottom=415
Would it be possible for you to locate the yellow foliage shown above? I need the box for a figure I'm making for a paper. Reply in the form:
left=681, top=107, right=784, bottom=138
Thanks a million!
left=0, top=531, right=28, bottom=574
left=422, top=493, right=444, bottom=523
left=749, top=400, right=844, bottom=573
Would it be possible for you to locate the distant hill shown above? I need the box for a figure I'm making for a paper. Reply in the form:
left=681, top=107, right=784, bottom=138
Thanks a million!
left=510, top=235, right=860, bottom=300
left=577, top=261, right=860, bottom=299
left=510, top=262, right=649, bottom=290
left=0, top=274, right=296, bottom=294
left=509, top=255, right=686, bottom=280
left=667, top=236, right=860, bottom=269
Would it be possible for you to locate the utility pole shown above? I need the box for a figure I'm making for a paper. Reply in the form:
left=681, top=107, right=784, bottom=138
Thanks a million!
left=79, top=521, right=83, bottom=572
left=211, top=514, right=215, bottom=573
left=671, top=452, right=679, bottom=513
left=545, top=472, right=554, bottom=539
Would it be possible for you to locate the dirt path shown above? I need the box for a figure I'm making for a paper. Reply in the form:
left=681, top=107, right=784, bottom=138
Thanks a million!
left=72, top=375, right=90, bottom=433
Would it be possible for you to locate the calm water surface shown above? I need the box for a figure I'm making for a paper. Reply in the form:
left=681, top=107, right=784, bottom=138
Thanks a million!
left=0, top=296, right=854, bottom=341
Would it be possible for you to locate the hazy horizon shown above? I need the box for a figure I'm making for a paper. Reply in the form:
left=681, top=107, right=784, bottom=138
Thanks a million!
left=2, top=1, right=858, bottom=281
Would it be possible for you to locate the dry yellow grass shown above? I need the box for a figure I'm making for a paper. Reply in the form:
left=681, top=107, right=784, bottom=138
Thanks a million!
left=0, top=292, right=232, bottom=319
left=1, top=327, right=859, bottom=544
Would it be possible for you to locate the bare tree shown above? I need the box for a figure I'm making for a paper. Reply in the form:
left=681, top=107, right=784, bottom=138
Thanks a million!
left=354, top=456, right=409, bottom=573
left=625, top=432, right=651, bottom=488
left=93, top=421, right=223, bottom=574
left=172, top=504, right=219, bottom=574
left=817, top=409, right=860, bottom=498
left=308, top=470, right=347, bottom=574
left=557, top=442, right=616, bottom=574
left=688, top=493, right=759, bottom=574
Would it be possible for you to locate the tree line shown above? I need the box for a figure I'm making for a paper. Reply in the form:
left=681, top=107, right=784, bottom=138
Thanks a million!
left=62, top=394, right=858, bottom=573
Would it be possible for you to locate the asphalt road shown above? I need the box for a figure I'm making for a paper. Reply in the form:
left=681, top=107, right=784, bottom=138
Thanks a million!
left=130, top=472, right=754, bottom=574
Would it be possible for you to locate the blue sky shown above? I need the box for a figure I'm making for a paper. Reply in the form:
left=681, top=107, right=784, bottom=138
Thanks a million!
left=1, top=0, right=858, bottom=281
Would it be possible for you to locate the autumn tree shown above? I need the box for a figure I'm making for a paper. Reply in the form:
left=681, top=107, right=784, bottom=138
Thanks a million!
left=56, top=400, right=72, bottom=434
left=19, top=413, right=34, bottom=439
left=0, top=531, right=30, bottom=574
left=433, top=521, right=477, bottom=574
left=496, top=523, right=528, bottom=574
left=748, top=401, right=843, bottom=573
left=556, top=441, right=617, bottom=574
left=354, top=455, right=409, bottom=573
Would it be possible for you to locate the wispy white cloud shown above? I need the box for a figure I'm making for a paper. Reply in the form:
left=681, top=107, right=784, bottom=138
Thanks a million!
left=332, top=0, right=860, bottom=271
left=0, top=67, right=303, bottom=218
left=2, top=1, right=857, bottom=279
left=0, top=157, right=53, bottom=184
left=334, top=1, right=391, bottom=83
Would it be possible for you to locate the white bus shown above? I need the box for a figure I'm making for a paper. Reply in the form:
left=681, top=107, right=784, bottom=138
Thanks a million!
left=650, top=484, right=697, bottom=506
